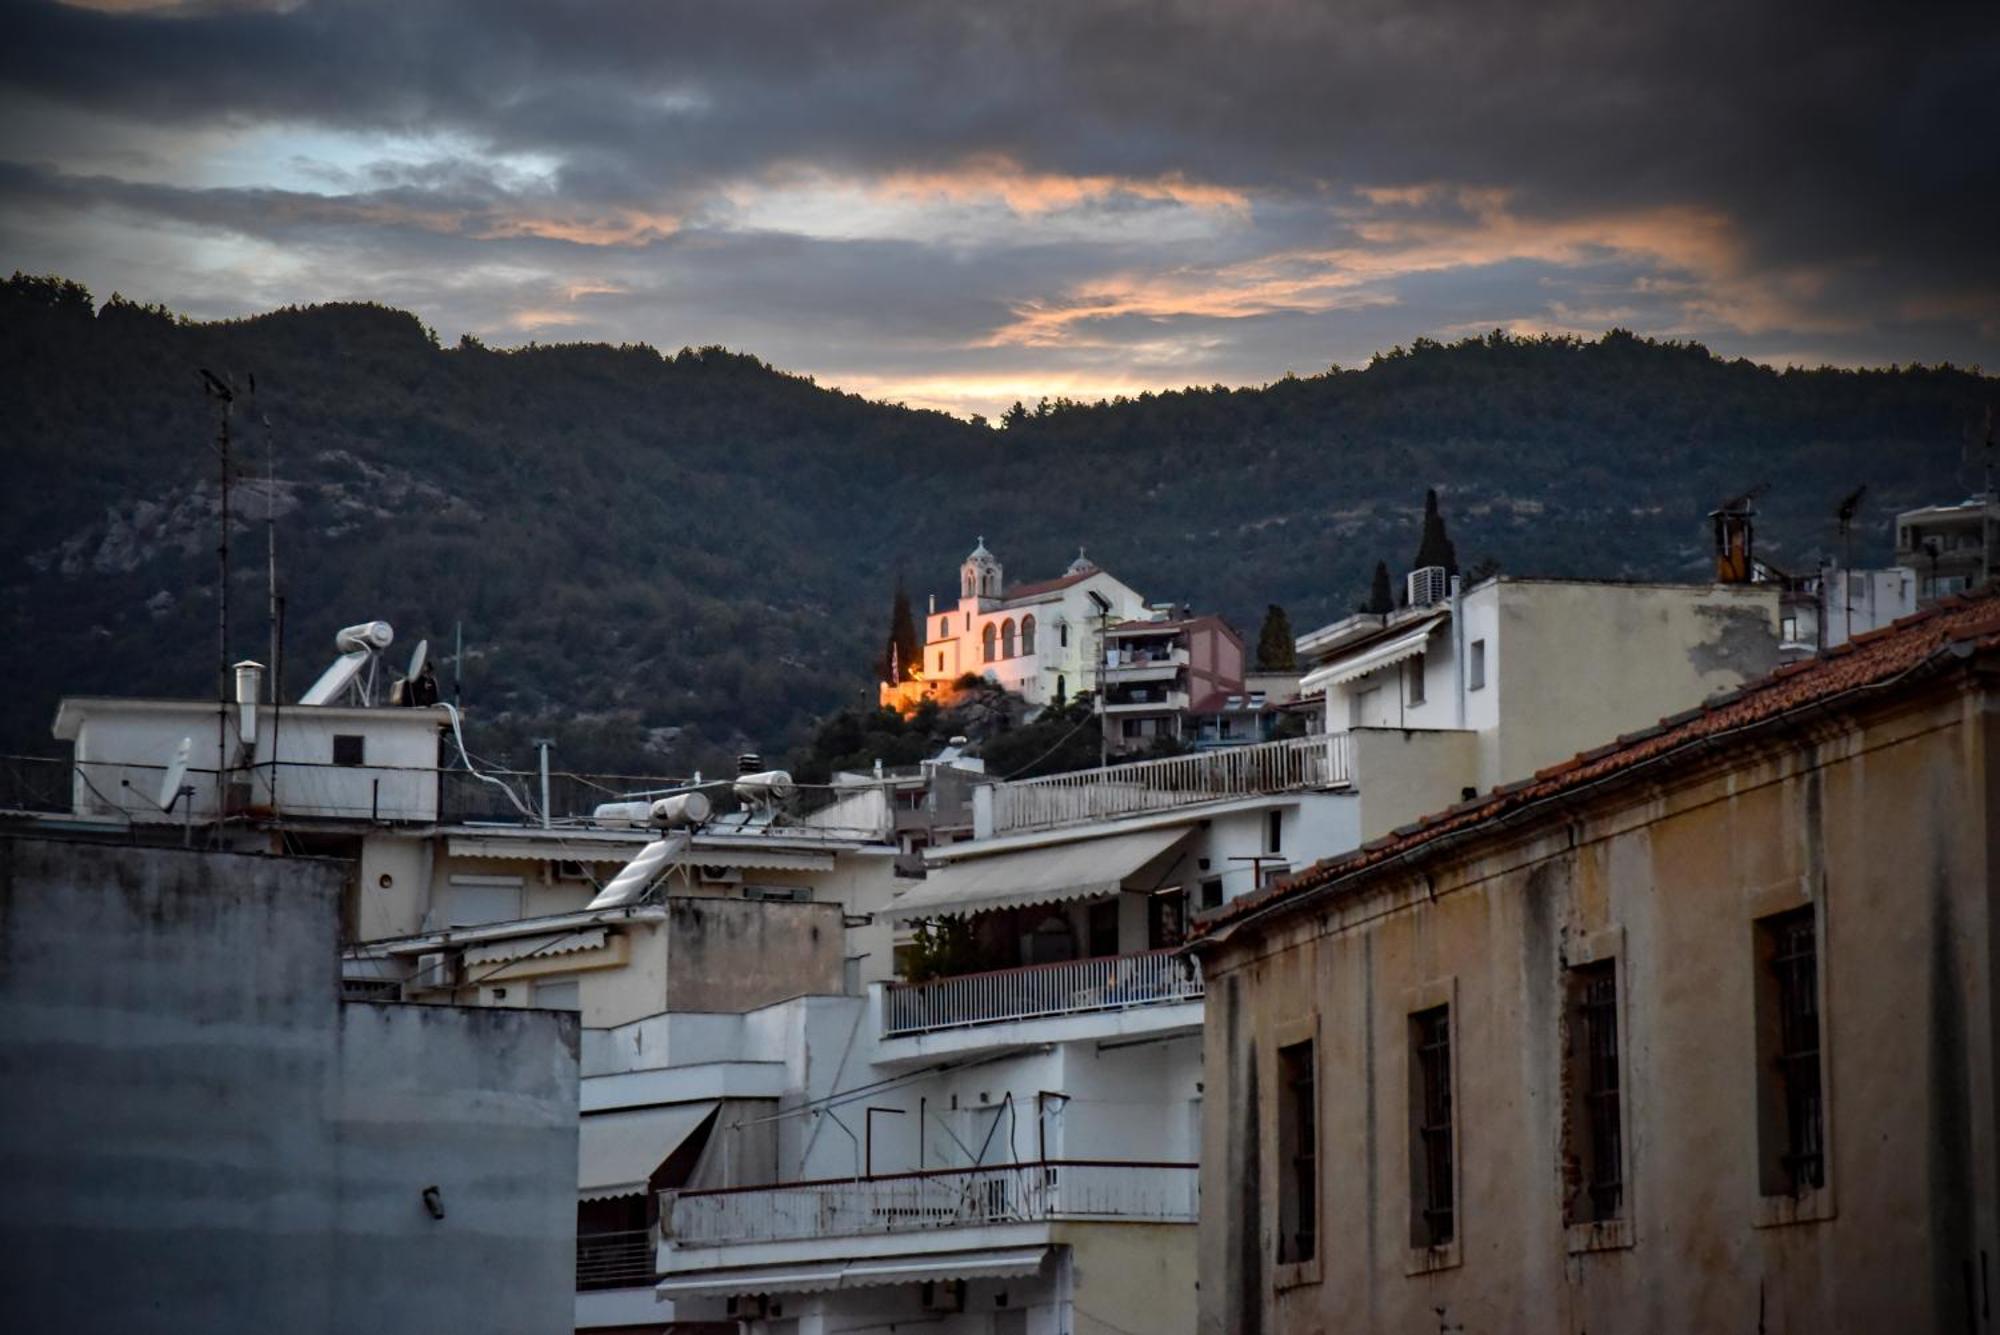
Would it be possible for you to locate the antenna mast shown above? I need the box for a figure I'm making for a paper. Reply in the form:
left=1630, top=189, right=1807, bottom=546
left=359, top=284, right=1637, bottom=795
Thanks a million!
left=201, top=369, right=235, bottom=825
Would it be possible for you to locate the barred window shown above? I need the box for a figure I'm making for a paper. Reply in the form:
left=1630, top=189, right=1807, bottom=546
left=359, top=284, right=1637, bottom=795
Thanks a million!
left=1277, top=1039, right=1317, bottom=1264
left=1410, top=1005, right=1455, bottom=1247
left=1565, top=961, right=1624, bottom=1222
left=1759, top=908, right=1825, bottom=1195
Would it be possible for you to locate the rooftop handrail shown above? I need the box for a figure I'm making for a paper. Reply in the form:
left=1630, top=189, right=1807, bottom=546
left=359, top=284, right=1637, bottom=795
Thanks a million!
left=663, top=1159, right=1198, bottom=1247
left=987, top=732, right=1350, bottom=835
left=575, top=1225, right=657, bottom=1289
left=883, top=948, right=1202, bottom=1036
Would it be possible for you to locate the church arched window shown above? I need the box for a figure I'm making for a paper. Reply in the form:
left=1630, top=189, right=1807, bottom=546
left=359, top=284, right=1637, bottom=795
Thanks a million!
left=938, top=617, right=949, bottom=640
left=1020, top=615, right=1037, bottom=655
left=1058, top=621, right=1070, bottom=649
left=982, top=623, right=997, bottom=662
left=1000, top=619, right=1016, bottom=658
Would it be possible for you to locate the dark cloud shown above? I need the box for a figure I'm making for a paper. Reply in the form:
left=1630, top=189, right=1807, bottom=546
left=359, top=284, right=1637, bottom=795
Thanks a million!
left=2, top=0, right=1995, bottom=414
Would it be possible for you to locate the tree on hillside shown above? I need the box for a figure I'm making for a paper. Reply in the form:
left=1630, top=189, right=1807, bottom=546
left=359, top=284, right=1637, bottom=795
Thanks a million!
left=1412, top=488, right=1459, bottom=576
left=1255, top=604, right=1297, bottom=670
left=1361, top=560, right=1395, bottom=614
left=881, top=575, right=921, bottom=682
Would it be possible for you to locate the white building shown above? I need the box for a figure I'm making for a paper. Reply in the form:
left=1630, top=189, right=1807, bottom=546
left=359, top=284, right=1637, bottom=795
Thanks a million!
left=913, top=541, right=1155, bottom=707
left=1296, top=568, right=1783, bottom=844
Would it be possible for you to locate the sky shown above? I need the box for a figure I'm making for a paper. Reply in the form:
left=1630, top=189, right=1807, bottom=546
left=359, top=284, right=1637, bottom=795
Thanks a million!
left=1, top=0, right=1995, bottom=420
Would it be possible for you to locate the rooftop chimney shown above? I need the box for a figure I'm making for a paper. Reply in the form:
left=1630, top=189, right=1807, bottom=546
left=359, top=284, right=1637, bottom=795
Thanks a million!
left=1711, top=497, right=1757, bottom=583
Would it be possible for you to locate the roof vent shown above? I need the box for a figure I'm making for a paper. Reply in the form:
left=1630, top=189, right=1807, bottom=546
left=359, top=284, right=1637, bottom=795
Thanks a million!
left=736, top=753, right=763, bottom=775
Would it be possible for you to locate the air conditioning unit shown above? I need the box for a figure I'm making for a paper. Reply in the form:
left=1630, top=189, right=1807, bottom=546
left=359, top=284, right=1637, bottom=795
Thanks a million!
left=697, top=865, right=743, bottom=885
left=920, top=1280, right=966, bottom=1314
left=409, top=951, right=459, bottom=993
left=1407, top=565, right=1450, bottom=608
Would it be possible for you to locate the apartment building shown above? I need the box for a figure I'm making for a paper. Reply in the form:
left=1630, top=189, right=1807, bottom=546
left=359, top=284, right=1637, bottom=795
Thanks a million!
left=1102, top=614, right=1246, bottom=755
left=1190, top=588, right=2000, bottom=1333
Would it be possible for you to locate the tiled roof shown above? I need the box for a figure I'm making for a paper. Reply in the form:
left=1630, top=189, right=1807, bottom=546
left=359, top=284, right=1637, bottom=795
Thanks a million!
left=1196, top=584, right=2000, bottom=942
left=1002, top=569, right=1099, bottom=602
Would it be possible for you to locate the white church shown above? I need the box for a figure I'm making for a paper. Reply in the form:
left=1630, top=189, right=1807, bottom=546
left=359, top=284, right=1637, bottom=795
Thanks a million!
left=888, top=539, right=1157, bottom=709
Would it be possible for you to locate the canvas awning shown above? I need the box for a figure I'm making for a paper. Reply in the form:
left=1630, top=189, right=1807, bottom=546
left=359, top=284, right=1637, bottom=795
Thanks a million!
left=1299, top=614, right=1445, bottom=693
left=654, top=1247, right=1050, bottom=1298
left=448, top=836, right=644, bottom=863
left=889, top=826, right=1190, bottom=923
left=579, top=1102, right=718, bottom=1201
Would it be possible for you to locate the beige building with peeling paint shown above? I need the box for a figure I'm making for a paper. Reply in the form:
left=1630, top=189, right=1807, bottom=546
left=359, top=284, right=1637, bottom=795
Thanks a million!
left=1192, top=589, right=2000, bottom=1334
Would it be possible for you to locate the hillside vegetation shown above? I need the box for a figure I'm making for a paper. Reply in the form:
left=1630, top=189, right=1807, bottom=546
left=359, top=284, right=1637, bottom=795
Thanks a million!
left=2, top=273, right=1991, bottom=773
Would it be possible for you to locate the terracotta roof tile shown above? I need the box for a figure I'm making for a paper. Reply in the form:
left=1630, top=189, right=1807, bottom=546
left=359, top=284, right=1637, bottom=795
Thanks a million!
left=1196, top=584, right=2000, bottom=940
left=1002, top=569, right=1098, bottom=601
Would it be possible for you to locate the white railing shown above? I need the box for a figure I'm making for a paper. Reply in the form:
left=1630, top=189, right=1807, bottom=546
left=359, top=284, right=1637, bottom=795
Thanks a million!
left=884, top=949, right=1202, bottom=1036
left=665, top=1160, right=1198, bottom=1248
left=988, top=732, right=1350, bottom=835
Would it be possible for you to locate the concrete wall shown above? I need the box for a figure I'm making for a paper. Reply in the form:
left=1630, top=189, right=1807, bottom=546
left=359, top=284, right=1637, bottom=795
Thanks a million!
left=1348, top=726, right=1481, bottom=842
left=1198, top=675, right=1996, bottom=1333
left=663, top=897, right=845, bottom=1014
left=0, top=837, right=579, bottom=1335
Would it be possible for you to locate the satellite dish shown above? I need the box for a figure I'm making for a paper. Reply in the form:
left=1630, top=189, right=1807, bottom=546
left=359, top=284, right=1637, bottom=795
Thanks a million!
left=407, top=639, right=428, bottom=680
left=157, top=737, right=192, bottom=813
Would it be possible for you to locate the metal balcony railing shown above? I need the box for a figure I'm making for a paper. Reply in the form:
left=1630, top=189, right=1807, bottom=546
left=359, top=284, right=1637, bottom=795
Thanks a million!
left=884, top=949, right=1202, bottom=1036
left=987, top=732, right=1351, bottom=836
left=665, top=1160, right=1198, bottom=1248
left=576, top=1226, right=657, bottom=1289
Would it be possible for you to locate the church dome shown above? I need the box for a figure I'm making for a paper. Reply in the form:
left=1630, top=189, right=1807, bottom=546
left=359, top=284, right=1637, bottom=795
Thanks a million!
left=1065, top=546, right=1097, bottom=576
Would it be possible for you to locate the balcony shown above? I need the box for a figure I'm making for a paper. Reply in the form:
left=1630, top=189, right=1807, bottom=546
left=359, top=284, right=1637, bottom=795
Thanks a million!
left=1101, top=688, right=1190, bottom=714
left=576, top=1227, right=657, bottom=1289
left=984, top=732, right=1351, bottom=837
left=884, top=949, right=1201, bottom=1037
left=665, top=1160, right=1198, bottom=1248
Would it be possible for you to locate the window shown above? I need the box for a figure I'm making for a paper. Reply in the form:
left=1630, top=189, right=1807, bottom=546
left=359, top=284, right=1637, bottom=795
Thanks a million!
left=981, top=623, right=997, bottom=662
left=1780, top=615, right=1799, bottom=643
left=1198, top=877, right=1223, bottom=911
left=1266, top=809, right=1283, bottom=853
left=1086, top=899, right=1120, bottom=957
left=1021, top=614, right=1037, bottom=655
left=1757, top=907, right=1825, bottom=1197
left=936, top=653, right=944, bottom=673
left=1406, top=653, right=1426, bottom=706
left=938, top=617, right=949, bottom=640
left=531, top=978, right=580, bottom=1011
left=1059, top=622, right=1070, bottom=648
left=1565, top=961, right=1624, bottom=1224
left=1468, top=640, right=1487, bottom=691
left=1277, top=1040, right=1318, bottom=1264
left=1000, top=618, right=1016, bottom=658
left=1410, top=1005, right=1455, bottom=1248
left=332, top=733, right=366, bottom=766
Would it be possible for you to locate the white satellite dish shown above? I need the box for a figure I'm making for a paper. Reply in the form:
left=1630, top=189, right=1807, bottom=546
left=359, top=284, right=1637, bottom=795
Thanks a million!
left=585, top=832, right=691, bottom=911
left=407, top=638, right=428, bottom=680
left=157, top=737, right=192, bottom=813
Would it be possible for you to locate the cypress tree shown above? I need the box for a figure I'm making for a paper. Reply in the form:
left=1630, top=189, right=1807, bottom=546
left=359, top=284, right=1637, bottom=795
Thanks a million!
left=1254, top=604, right=1297, bottom=670
left=1412, top=487, right=1459, bottom=576
left=1362, top=560, right=1395, bottom=614
left=883, top=576, right=921, bottom=681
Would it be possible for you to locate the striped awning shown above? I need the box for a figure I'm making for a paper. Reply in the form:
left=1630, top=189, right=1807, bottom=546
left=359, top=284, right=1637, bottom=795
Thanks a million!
left=889, top=826, right=1189, bottom=923
left=1299, top=614, right=1445, bottom=693
left=579, top=1103, right=718, bottom=1201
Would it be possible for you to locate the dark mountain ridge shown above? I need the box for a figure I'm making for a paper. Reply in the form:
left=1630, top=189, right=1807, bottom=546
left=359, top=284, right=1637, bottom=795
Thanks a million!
left=2, top=273, right=1991, bottom=773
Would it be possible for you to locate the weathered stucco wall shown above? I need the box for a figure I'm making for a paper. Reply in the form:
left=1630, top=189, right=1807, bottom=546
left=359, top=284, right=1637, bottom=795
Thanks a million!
left=0, top=837, right=579, bottom=1335
left=1199, top=679, right=1996, bottom=1333
left=663, top=896, right=845, bottom=1013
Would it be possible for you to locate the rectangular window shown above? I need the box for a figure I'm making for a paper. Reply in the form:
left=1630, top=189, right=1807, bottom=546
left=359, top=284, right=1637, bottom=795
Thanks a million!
left=1410, top=1005, right=1455, bottom=1248
left=1757, top=907, right=1825, bottom=1196
left=1277, top=1039, right=1317, bottom=1264
left=1198, top=877, right=1223, bottom=911
left=1565, top=961, right=1624, bottom=1223
left=1406, top=652, right=1426, bottom=705
left=1266, top=809, right=1283, bottom=853
left=1468, top=640, right=1487, bottom=691
left=332, top=733, right=366, bottom=766
left=1087, top=899, right=1121, bottom=957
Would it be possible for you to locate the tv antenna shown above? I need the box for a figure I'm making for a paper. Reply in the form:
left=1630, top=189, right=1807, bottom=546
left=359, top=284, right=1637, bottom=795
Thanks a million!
left=1834, top=485, right=1866, bottom=647
left=200, top=368, right=235, bottom=826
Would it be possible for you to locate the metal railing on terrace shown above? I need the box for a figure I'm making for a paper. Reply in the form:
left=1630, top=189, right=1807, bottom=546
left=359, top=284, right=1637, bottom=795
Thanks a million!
left=986, top=732, right=1351, bottom=836
left=884, top=949, right=1202, bottom=1037
left=665, top=1160, right=1198, bottom=1248
left=576, top=1227, right=656, bottom=1289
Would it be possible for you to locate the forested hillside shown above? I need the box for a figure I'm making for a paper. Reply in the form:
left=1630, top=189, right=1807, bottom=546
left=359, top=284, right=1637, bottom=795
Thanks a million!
left=2, top=273, right=1990, bottom=774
